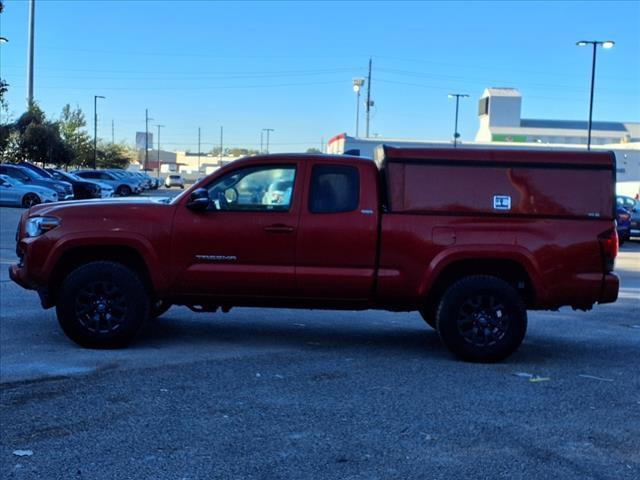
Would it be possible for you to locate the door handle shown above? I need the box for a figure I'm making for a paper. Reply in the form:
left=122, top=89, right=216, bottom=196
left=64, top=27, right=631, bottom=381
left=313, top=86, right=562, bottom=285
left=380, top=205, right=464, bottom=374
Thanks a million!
left=264, top=224, right=295, bottom=233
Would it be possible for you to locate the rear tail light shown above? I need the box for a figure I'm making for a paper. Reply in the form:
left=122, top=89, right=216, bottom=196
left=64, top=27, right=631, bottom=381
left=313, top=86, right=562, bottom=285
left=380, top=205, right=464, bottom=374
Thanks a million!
left=598, top=228, right=618, bottom=273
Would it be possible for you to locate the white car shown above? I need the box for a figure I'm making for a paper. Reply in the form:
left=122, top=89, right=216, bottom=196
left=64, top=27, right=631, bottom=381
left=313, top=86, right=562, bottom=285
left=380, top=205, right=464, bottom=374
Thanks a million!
left=0, top=174, right=59, bottom=208
left=165, top=174, right=185, bottom=189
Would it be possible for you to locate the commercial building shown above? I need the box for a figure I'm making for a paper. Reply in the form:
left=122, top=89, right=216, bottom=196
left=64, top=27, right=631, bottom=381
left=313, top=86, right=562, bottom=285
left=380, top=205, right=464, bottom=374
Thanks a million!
left=474, top=88, right=639, bottom=145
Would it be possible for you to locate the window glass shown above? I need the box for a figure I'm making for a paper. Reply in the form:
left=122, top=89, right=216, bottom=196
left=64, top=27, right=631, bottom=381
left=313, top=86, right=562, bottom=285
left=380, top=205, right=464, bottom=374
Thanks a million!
left=206, top=166, right=296, bottom=212
left=309, top=165, right=359, bottom=214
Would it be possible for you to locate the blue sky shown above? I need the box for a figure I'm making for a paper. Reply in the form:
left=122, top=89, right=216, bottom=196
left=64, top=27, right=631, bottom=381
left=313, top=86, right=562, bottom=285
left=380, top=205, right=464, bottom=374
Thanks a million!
left=1, top=0, right=639, bottom=152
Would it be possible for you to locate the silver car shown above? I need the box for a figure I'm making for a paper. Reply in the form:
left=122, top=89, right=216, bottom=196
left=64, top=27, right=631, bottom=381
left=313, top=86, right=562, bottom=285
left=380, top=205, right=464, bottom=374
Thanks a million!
left=165, top=174, right=185, bottom=189
left=0, top=174, right=58, bottom=208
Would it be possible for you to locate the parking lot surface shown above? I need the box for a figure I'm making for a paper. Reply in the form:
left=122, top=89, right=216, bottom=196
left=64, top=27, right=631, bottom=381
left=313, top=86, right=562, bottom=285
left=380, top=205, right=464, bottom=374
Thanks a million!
left=1, top=202, right=639, bottom=479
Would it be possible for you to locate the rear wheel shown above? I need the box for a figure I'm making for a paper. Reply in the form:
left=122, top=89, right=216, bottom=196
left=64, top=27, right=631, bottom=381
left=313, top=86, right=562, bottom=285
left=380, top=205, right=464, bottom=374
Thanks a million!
left=22, top=193, right=41, bottom=208
left=436, top=275, right=527, bottom=362
left=56, top=261, right=149, bottom=348
left=117, top=185, right=132, bottom=197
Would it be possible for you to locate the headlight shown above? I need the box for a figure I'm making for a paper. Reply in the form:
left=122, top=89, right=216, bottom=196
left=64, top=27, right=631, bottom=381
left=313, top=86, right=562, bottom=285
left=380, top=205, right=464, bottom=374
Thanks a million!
left=25, top=216, right=60, bottom=237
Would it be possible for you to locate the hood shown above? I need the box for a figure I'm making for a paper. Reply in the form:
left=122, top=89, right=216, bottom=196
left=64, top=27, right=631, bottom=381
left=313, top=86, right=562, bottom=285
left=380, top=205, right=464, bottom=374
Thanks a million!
left=29, top=196, right=172, bottom=216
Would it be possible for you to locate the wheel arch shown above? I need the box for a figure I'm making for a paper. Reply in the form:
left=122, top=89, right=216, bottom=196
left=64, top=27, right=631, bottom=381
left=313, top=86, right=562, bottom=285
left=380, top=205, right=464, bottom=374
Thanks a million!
left=46, top=241, right=163, bottom=305
left=420, top=251, right=543, bottom=309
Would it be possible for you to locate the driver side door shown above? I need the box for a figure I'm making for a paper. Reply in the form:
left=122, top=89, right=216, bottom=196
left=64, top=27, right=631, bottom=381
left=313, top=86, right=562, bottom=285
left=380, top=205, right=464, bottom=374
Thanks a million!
left=171, top=161, right=304, bottom=300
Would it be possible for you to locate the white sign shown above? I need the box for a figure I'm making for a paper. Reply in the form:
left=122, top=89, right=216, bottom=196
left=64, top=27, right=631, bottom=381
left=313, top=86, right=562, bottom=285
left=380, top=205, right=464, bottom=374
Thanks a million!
left=493, top=195, right=512, bottom=211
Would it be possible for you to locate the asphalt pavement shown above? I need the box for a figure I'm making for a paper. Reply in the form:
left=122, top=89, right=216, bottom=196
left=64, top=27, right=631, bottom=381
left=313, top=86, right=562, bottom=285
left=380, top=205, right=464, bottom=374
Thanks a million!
left=1, top=197, right=639, bottom=479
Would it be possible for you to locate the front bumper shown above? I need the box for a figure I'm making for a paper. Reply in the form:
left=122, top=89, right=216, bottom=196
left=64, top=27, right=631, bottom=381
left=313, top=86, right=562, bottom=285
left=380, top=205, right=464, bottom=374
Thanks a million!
left=8, top=264, right=30, bottom=290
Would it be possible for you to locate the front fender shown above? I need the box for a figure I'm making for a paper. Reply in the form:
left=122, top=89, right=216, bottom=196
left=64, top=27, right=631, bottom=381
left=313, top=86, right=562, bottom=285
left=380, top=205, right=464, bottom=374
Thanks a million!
left=42, top=232, right=169, bottom=292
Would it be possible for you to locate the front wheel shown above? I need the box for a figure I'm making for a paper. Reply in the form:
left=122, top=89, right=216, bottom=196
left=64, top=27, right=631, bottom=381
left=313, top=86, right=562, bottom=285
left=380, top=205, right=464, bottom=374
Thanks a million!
left=22, top=193, right=41, bottom=208
left=117, top=185, right=132, bottom=197
left=56, top=261, right=150, bottom=348
left=436, top=275, right=527, bottom=362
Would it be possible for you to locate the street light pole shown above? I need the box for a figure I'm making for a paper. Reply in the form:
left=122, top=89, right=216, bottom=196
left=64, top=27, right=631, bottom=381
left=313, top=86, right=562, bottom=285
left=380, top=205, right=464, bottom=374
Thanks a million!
left=93, top=95, right=105, bottom=169
left=144, top=109, right=149, bottom=172
left=448, top=93, right=469, bottom=148
left=576, top=40, right=615, bottom=150
left=352, top=78, right=365, bottom=137
left=26, top=0, right=35, bottom=108
left=155, top=124, right=164, bottom=178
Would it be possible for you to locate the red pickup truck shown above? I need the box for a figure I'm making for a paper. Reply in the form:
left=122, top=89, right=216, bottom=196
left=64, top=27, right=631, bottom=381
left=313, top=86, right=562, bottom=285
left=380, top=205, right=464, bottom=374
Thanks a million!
left=10, top=147, right=619, bottom=362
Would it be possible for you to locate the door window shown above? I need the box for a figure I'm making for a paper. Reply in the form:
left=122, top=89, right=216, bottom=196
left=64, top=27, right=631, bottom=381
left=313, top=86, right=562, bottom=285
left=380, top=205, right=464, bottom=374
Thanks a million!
left=309, top=165, right=359, bottom=213
left=205, top=166, right=296, bottom=212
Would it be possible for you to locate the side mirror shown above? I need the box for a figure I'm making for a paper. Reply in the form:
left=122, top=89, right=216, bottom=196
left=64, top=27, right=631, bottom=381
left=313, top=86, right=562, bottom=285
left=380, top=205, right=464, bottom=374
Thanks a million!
left=186, top=188, right=210, bottom=211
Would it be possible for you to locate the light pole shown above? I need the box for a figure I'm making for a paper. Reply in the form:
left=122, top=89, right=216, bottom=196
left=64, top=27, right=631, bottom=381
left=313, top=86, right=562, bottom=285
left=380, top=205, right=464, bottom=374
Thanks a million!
left=576, top=40, right=615, bottom=150
left=93, top=95, right=105, bottom=169
left=155, top=124, right=164, bottom=178
left=144, top=109, right=153, bottom=172
left=26, top=0, right=35, bottom=108
left=448, top=93, right=469, bottom=148
left=352, top=78, right=365, bottom=137
left=262, top=128, right=274, bottom=153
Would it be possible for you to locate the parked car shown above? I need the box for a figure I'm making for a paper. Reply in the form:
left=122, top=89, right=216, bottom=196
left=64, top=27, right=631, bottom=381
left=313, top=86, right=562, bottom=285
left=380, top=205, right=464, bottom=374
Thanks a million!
left=106, top=170, right=147, bottom=191
left=0, top=164, right=74, bottom=201
left=0, top=174, right=58, bottom=207
left=46, top=169, right=111, bottom=200
left=74, top=170, right=141, bottom=196
left=112, top=170, right=149, bottom=190
left=165, top=174, right=185, bottom=188
left=617, top=196, right=640, bottom=239
left=10, top=148, right=619, bottom=362
left=616, top=206, right=631, bottom=244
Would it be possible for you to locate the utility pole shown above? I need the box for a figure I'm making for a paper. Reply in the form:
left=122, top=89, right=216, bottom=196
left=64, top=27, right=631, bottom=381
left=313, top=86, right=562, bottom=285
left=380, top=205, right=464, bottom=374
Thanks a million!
left=155, top=124, right=164, bottom=178
left=26, top=0, right=35, bottom=108
left=365, top=58, right=373, bottom=138
left=263, top=128, right=274, bottom=154
left=197, top=127, right=201, bottom=173
left=93, top=95, right=105, bottom=169
left=219, top=126, right=223, bottom=162
left=448, top=93, right=469, bottom=148
left=144, top=109, right=149, bottom=171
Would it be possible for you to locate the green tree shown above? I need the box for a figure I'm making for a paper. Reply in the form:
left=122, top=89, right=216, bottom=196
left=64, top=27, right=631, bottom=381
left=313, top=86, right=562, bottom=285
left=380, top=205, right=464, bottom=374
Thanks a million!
left=306, top=148, right=322, bottom=154
left=59, top=104, right=92, bottom=166
left=96, top=143, right=134, bottom=169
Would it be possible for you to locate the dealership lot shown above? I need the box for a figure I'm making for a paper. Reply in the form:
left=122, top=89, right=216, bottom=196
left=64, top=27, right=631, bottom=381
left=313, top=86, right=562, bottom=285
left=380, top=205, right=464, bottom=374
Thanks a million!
left=0, top=205, right=639, bottom=479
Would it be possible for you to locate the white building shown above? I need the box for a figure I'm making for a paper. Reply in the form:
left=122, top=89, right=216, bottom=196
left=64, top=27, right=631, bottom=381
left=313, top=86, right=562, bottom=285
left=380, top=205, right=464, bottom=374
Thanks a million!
left=475, top=87, right=640, bottom=145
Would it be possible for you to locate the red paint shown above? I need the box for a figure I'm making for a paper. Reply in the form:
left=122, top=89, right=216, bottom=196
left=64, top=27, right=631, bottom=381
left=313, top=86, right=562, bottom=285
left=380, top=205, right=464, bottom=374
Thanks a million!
left=11, top=148, right=618, bottom=314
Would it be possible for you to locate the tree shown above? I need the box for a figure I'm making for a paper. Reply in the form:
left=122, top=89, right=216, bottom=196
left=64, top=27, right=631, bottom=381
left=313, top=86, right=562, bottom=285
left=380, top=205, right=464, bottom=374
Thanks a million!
left=96, top=143, right=134, bottom=169
left=59, top=104, right=92, bottom=166
left=306, top=148, right=322, bottom=154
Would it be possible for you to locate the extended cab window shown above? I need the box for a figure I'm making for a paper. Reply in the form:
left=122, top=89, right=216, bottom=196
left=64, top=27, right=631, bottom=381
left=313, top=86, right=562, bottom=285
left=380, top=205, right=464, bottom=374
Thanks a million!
left=206, top=166, right=296, bottom=212
left=309, top=165, right=359, bottom=214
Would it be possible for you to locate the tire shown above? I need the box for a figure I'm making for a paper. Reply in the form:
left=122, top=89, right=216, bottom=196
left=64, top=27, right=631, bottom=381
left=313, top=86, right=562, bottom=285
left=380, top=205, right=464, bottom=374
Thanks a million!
left=56, top=261, right=150, bottom=348
left=151, top=300, right=172, bottom=319
left=117, top=185, right=132, bottom=197
left=419, top=303, right=437, bottom=329
left=436, top=275, right=527, bottom=363
left=22, top=193, right=41, bottom=208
